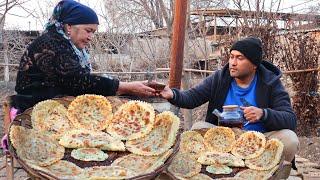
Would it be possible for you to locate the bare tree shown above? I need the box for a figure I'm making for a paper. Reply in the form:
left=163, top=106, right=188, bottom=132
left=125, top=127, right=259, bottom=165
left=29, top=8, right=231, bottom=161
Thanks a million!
left=32, top=0, right=59, bottom=28
left=0, top=0, right=36, bottom=29
left=0, top=0, right=28, bottom=25
left=308, top=2, right=320, bottom=14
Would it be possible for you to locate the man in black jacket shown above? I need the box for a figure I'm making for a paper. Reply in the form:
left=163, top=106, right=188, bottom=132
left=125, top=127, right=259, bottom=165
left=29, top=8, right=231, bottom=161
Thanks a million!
left=160, top=37, right=299, bottom=162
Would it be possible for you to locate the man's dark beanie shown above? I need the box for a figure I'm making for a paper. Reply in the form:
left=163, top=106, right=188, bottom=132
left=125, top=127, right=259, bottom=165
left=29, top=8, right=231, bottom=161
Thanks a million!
left=54, top=0, right=99, bottom=25
left=230, top=37, right=263, bottom=66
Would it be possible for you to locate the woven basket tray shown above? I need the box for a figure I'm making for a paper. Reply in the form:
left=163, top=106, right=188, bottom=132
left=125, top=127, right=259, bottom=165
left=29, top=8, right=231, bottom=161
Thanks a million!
left=8, top=96, right=181, bottom=180
left=165, top=128, right=285, bottom=180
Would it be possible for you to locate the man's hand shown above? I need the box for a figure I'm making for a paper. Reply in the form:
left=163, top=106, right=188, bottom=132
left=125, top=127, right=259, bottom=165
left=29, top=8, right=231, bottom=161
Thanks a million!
left=117, top=81, right=156, bottom=97
left=159, top=85, right=174, bottom=100
left=240, top=106, right=264, bottom=123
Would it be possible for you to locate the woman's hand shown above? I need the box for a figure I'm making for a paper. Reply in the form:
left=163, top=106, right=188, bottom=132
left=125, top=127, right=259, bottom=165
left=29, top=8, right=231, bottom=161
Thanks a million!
left=117, top=81, right=156, bottom=97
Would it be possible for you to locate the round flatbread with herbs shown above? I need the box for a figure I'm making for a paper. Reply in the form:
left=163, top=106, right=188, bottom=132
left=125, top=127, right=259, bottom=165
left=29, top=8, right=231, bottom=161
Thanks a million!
left=71, top=148, right=108, bottom=162
left=245, top=138, right=284, bottom=170
left=167, top=153, right=202, bottom=178
left=59, top=129, right=125, bottom=151
left=180, top=130, right=206, bottom=160
left=12, top=127, right=65, bottom=167
left=67, top=94, right=113, bottom=131
left=197, top=152, right=245, bottom=167
left=107, top=100, right=155, bottom=140
left=9, top=125, right=31, bottom=150
left=189, top=173, right=213, bottom=180
left=31, top=99, right=72, bottom=140
left=204, top=127, right=236, bottom=153
left=27, top=160, right=85, bottom=179
left=235, top=165, right=279, bottom=180
left=206, top=163, right=233, bottom=175
left=111, top=149, right=173, bottom=175
left=126, top=111, right=180, bottom=156
left=83, top=166, right=137, bottom=179
left=231, top=131, right=266, bottom=159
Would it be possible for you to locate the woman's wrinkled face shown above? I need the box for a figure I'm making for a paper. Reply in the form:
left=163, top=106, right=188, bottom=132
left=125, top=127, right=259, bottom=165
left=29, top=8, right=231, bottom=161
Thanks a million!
left=66, top=24, right=98, bottom=49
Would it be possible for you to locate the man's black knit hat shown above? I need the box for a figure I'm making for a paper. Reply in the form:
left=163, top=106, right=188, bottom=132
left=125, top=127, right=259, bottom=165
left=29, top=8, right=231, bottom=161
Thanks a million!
left=230, top=37, right=263, bottom=66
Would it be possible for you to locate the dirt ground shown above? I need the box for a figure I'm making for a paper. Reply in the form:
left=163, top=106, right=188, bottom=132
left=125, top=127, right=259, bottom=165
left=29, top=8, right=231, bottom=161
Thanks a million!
left=0, top=82, right=319, bottom=166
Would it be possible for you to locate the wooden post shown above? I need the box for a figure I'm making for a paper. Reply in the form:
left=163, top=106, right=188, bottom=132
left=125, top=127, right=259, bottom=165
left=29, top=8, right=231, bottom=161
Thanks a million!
left=180, top=3, right=193, bottom=130
left=168, top=0, right=188, bottom=89
left=168, top=0, right=190, bottom=129
left=5, top=155, right=14, bottom=180
left=181, top=71, right=193, bottom=130
left=3, top=97, right=14, bottom=180
left=3, top=98, right=11, bottom=134
left=214, top=15, right=217, bottom=42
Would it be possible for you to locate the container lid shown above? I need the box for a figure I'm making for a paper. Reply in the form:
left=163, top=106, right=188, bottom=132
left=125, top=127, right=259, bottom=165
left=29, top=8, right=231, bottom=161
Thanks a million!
left=222, top=105, right=239, bottom=110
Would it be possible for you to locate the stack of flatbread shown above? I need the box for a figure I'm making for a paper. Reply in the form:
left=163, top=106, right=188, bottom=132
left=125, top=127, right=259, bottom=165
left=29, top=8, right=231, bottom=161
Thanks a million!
left=168, top=127, right=284, bottom=179
left=9, top=94, right=181, bottom=179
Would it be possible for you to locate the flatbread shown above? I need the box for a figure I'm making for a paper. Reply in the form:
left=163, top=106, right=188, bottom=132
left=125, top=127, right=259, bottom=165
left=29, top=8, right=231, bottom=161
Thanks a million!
left=206, top=163, right=233, bottom=175
left=174, top=173, right=213, bottom=180
left=9, top=125, right=30, bottom=150
left=168, top=153, right=202, bottom=178
left=31, top=100, right=72, bottom=140
left=126, top=111, right=180, bottom=156
left=215, top=178, right=244, bottom=180
left=204, top=127, right=235, bottom=153
left=83, top=166, right=137, bottom=180
left=197, top=152, right=245, bottom=167
left=231, top=131, right=266, bottom=159
left=189, top=173, right=212, bottom=180
left=71, top=148, right=108, bottom=162
left=107, top=100, right=155, bottom=140
left=235, top=165, right=279, bottom=180
left=225, top=155, right=246, bottom=167
left=112, top=149, right=173, bottom=175
left=27, top=160, right=85, bottom=179
left=14, top=128, right=65, bottom=166
left=245, top=138, right=284, bottom=170
left=59, top=129, right=125, bottom=151
left=67, top=94, right=113, bottom=131
left=180, top=131, right=206, bottom=160
left=89, top=132, right=126, bottom=151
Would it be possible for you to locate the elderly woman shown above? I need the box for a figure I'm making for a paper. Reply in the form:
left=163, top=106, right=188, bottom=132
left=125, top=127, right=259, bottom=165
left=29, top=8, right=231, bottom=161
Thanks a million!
left=14, top=0, right=155, bottom=111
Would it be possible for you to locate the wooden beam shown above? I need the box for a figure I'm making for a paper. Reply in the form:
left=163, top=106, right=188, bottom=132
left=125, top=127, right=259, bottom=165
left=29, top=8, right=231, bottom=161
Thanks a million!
left=190, top=8, right=320, bottom=21
left=169, top=0, right=188, bottom=89
left=214, top=15, right=217, bottom=42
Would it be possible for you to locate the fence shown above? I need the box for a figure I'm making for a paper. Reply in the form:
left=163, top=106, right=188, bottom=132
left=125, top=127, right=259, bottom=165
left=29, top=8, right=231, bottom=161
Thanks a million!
left=0, top=63, right=319, bottom=82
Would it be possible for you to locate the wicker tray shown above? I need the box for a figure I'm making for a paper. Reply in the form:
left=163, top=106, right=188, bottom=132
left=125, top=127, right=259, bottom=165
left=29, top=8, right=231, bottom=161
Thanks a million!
left=8, top=96, right=181, bottom=180
left=165, top=128, right=285, bottom=180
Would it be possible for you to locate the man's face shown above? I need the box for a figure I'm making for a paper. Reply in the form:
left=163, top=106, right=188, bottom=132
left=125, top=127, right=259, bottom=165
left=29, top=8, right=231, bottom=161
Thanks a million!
left=229, top=50, right=257, bottom=79
left=68, top=24, right=98, bottom=49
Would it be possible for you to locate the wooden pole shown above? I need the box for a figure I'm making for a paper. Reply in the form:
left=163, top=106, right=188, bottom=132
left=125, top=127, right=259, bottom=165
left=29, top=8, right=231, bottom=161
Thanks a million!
left=180, top=1, right=193, bottom=130
left=169, top=0, right=188, bottom=89
left=214, top=15, right=217, bottom=42
left=181, top=71, right=193, bottom=130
